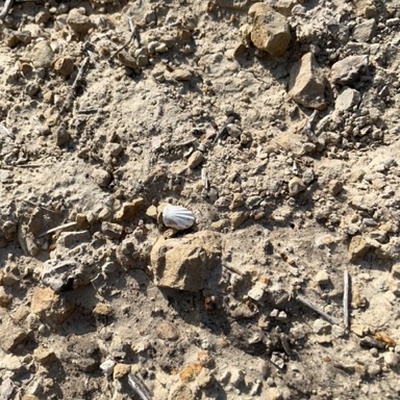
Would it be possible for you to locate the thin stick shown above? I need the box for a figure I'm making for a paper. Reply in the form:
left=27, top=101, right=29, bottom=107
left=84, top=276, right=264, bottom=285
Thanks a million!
left=0, top=122, right=14, bottom=139
left=343, top=269, right=350, bottom=331
left=71, top=56, right=90, bottom=93
left=296, top=295, right=338, bottom=325
left=222, top=263, right=244, bottom=276
left=127, top=374, right=152, bottom=400
left=38, top=221, right=78, bottom=238
left=0, top=0, right=14, bottom=20
left=213, top=115, right=236, bottom=144
left=63, top=56, right=90, bottom=112
left=201, top=168, right=209, bottom=190
left=109, top=17, right=139, bottom=61
left=15, top=163, right=53, bottom=168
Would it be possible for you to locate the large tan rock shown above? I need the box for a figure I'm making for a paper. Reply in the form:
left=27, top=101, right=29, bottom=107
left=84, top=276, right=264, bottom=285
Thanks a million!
left=289, top=52, right=326, bottom=110
left=150, top=231, right=222, bottom=291
left=250, top=4, right=291, bottom=56
left=31, top=287, right=74, bottom=327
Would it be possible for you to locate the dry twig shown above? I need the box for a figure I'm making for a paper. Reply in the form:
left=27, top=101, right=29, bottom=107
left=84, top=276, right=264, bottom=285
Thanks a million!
left=343, top=269, right=350, bottom=331
left=38, top=221, right=78, bottom=238
left=63, top=56, right=90, bottom=112
left=201, top=168, right=209, bottom=190
left=16, top=163, right=53, bottom=168
left=296, top=294, right=338, bottom=325
left=0, top=0, right=14, bottom=20
left=109, top=17, right=139, bottom=61
left=127, top=373, right=152, bottom=400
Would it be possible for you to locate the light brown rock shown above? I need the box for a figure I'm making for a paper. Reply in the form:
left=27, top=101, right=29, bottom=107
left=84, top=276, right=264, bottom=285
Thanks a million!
left=117, top=51, right=140, bottom=73
left=328, top=179, right=343, bottom=196
left=150, top=231, right=222, bottom=291
left=314, top=270, right=330, bottom=286
left=169, top=383, right=195, bottom=400
left=22, top=396, right=39, bottom=400
left=250, top=6, right=291, bottom=56
left=67, top=8, right=94, bottom=34
left=33, top=346, right=57, bottom=365
left=0, top=286, right=11, bottom=307
left=156, top=321, right=179, bottom=341
left=179, top=363, right=203, bottom=383
left=288, top=177, right=306, bottom=196
left=115, top=198, right=144, bottom=222
left=92, top=168, right=112, bottom=187
left=113, top=363, right=131, bottom=379
left=93, top=303, right=113, bottom=317
left=31, top=40, right=54, bottom=69
left=348, top=235, right=370, bottom=262
left=187, top=150, right=204, bottom=169
left=53, top=56, right=75, bottom=77
left=268, top=0, right=298, bottom=16
left=101, top=221, right=123, bottom=239
left=0, top=354, right=23, bottom=372
left=0, top=315, right=27, bottom=353
left=171, top=68, right=193, bottom=81
left=31, top=287, right=73, bottom=326
left=288, top=53, right=326, bottom=110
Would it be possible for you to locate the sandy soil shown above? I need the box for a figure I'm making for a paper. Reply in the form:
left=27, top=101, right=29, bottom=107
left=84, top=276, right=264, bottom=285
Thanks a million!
left=1, top=0, right=400, bottom=399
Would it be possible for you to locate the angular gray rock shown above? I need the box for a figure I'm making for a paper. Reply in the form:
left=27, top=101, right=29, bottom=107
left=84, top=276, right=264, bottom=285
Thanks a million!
left=335, top=87, right=361, bottom=111
left=330, top=55, right=369, bottom=85
left=288, top=53, right=326, bottom=110
left=353, top=19, right=377, bottom=42
left=41, top=259, right=94, bottom=292
left=288, top=177, right=306, bottom=195
left=150, top=230, right=222, bottom=291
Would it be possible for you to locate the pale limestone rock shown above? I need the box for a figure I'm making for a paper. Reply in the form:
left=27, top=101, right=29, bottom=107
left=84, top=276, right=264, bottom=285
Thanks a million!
left=353, top=18, right=377, bottom=42
left=313, top=318, right=332, bottom=335
left=114, top=198, right=144, bottom=222
left=314, top=270, right=330, bottom=286
left=289, top=53, right=326, bottom=110
left=335, top=87, right=361, bottom=111
left=150, top=231, right=222, bottom=291
left=31, top=40, right=54, bottom=69
left=288, top=177, right=306, bottom=196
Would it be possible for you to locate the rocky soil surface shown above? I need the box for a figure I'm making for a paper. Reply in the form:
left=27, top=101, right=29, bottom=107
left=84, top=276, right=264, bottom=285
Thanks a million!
left=1, top=0, right=400, bottom=399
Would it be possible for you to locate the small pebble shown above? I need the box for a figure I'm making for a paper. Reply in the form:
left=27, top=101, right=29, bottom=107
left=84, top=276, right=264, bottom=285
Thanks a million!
left=384, top=351, right=399, bottom=367
left=314, top=270, right=330, bottom=286
left=313, top=319, right=332, bottom=335
left=187, top=150, right=204, bottom=169
left=370, top=347, right=379, bottom=357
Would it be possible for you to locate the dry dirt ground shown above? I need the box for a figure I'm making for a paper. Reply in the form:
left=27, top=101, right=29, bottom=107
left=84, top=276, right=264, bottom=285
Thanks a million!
left=1, top=0, right=400, bottom=399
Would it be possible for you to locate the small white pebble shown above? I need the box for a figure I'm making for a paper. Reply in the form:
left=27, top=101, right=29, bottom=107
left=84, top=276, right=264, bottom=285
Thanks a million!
left=384, top=351, right=399, bottom=367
